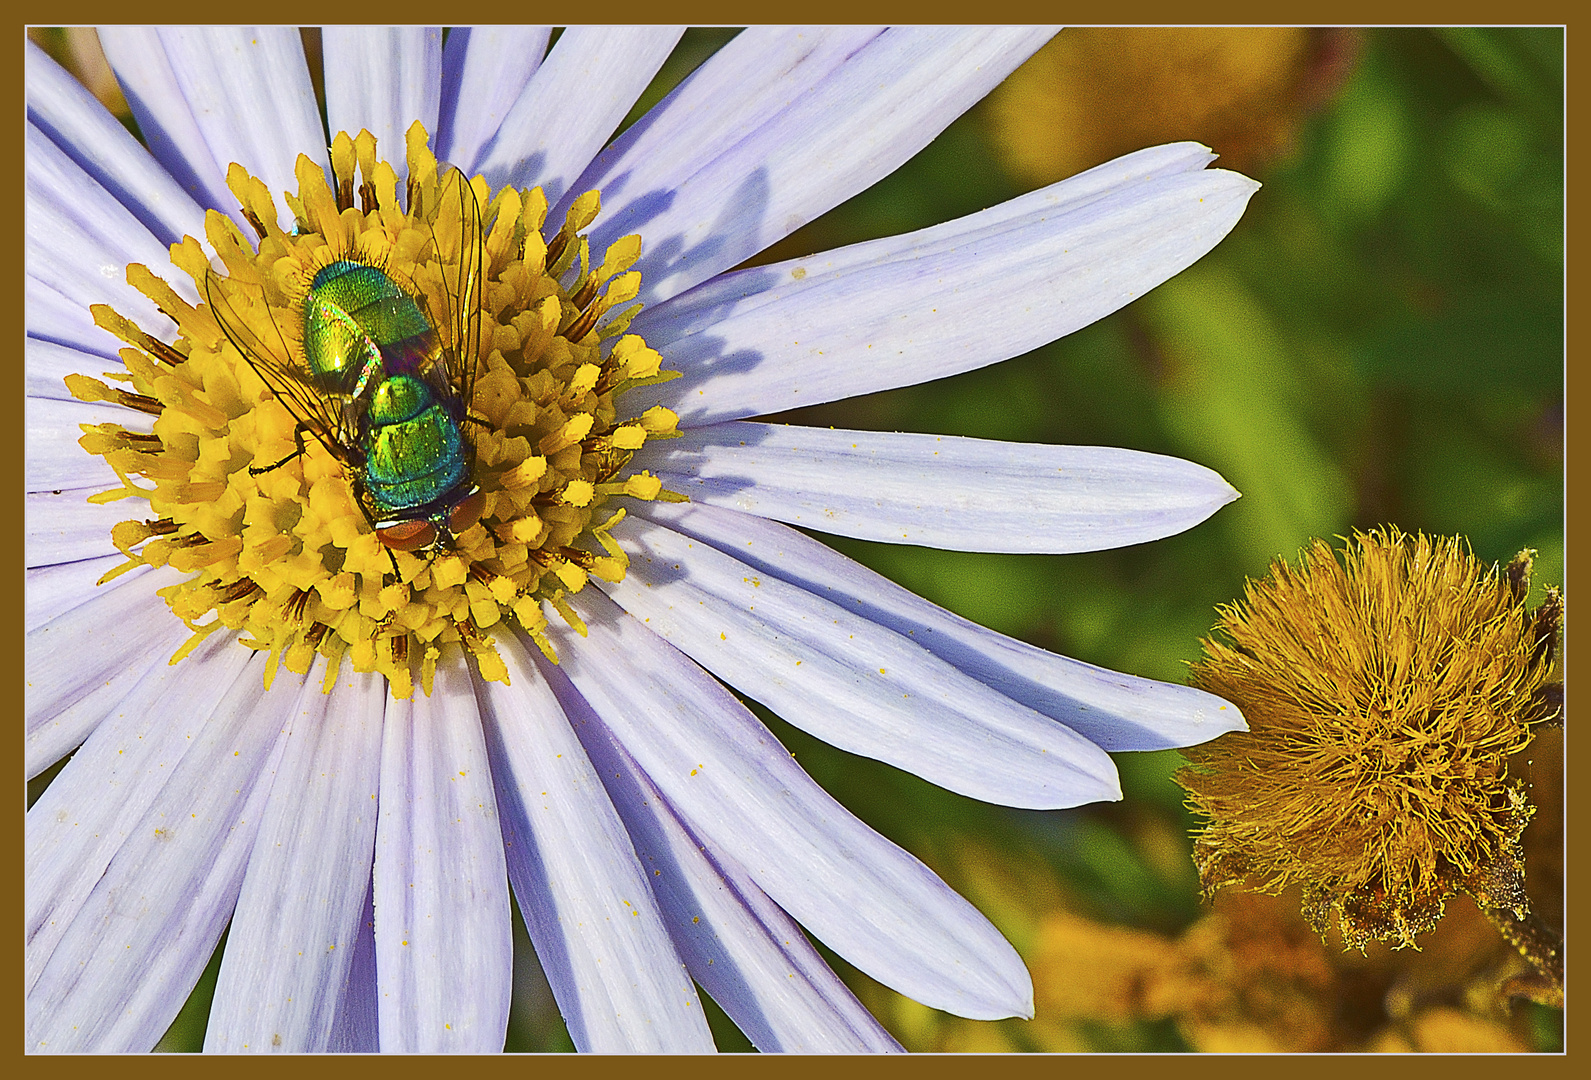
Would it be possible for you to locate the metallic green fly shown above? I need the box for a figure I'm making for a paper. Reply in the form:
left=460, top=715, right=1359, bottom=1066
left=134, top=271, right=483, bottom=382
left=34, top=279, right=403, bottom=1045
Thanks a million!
left=205, top=166, right=488, bottom=567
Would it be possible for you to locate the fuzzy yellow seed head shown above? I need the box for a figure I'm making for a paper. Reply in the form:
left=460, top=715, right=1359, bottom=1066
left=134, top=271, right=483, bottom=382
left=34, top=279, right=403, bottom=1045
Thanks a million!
left=1176, top=528, right=1562, bottom=951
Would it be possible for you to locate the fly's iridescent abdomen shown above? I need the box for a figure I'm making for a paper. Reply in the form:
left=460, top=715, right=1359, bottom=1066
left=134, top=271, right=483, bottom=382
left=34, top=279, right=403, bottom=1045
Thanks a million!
left=362, top=372, right=469, bottom=518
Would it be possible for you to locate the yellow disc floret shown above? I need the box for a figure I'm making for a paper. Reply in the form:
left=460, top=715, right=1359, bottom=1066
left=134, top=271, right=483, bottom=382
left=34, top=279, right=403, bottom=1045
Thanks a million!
left=70, top=122, right=682, bottom=698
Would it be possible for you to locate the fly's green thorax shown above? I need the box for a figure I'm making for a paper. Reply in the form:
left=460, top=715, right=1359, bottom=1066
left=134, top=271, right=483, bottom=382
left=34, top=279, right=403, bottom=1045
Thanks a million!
left=304, top=260, right=433, bottom=391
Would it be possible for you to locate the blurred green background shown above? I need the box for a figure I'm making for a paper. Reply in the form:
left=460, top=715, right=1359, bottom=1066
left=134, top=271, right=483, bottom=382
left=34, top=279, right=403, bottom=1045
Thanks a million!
left=31, top=26, right=1563, bottom=1053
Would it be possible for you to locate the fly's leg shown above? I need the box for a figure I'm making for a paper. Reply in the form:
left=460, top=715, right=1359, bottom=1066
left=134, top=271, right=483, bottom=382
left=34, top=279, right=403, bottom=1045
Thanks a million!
left=349, top=344, right=386, bottom=405
left=250, top=420, right=312, bottom=476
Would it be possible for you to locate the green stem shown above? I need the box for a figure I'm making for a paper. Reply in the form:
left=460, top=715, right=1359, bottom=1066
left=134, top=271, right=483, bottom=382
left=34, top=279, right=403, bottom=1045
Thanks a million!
left=1481, top=904, right=1564, bottom=1008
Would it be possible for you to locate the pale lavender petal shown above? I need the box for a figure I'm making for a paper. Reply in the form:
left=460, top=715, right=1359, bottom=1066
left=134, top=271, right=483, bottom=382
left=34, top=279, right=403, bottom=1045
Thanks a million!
left=327, top=884, right=380, bottom=1052
left=545, top=590, right=1034, bottom=1021
left=322, top=27, right=442, bottom=166
left=573, top=26, right=1053, bottom=309
left=28, top=338, right=105, bottom=401
left=25, top=563, right=190, bottom=778
left=27, top=275, right=115, bottom=357
left=26, top=38, right=206, bottom=248
left=642, top=500, right=1245, bottom=751
left=25, top=555, right=148, bottom=635
left=548, top=668, right=902, bottom=1051
left=565, top=26, right=879, bottom=194
left=436, top=26, right=552, bottom=174
left=636, top=421, right=1239, bottom=553
left=97, top=26, right=244, bottom=227
left=27, top=633, right=250, bottom=991
left=640, top=140, right=1215, bottom=340
left=26, top=488, right=127, bottom=566
left=205, top=666, right=386, bottom=1053
left=26, top=121, right=191, bottom=338
left=372, top=652, right=512, bottom=1052
left=473, top=26, right=684, bottom=208
left=562, top=25, right=880, bottom=253
left=26, top=650, right=301, bottom=1052
left=26, top=397, right=145, bottom=492
left=601, top=513, right=1119, bottom=808
left=155, top=27, right=326, bottom=227
left=476, top=634, right=715, bottom=1052
left=630, top=145, right=1260, bottom=424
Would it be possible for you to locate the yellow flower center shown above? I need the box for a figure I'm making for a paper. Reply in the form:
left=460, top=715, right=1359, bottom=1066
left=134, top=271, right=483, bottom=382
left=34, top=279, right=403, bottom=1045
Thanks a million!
left=69, top=122, right=682, bottom=699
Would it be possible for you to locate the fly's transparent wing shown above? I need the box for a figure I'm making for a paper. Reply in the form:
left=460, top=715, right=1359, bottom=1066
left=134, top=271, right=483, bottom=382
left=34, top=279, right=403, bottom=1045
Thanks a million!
left=204, top=268, right=359, bottom=461
left=410, top=167, right=486, bottom=444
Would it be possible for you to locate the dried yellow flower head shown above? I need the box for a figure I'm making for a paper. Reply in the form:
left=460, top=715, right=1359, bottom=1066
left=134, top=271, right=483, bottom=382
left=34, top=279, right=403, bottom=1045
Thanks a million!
left=1176, top=528, right=1562, bottom=955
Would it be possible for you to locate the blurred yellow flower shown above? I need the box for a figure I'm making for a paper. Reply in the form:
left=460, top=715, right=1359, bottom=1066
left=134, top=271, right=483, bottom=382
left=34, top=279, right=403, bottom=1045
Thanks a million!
left=26, top=27, right=129, bottom=118
left=984, top=28, right=1358, bottom=183
left=850, top=840, right=1550, bottom=1051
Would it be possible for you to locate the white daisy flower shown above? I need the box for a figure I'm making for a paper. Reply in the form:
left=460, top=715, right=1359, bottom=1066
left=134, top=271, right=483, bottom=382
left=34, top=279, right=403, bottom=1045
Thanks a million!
left=26, top=26, right=1258, bottom=1053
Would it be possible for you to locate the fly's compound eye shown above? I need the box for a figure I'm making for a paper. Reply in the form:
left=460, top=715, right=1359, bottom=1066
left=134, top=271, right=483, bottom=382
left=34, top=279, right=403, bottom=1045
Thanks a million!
left=378, top=519, right=439, bottom=551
